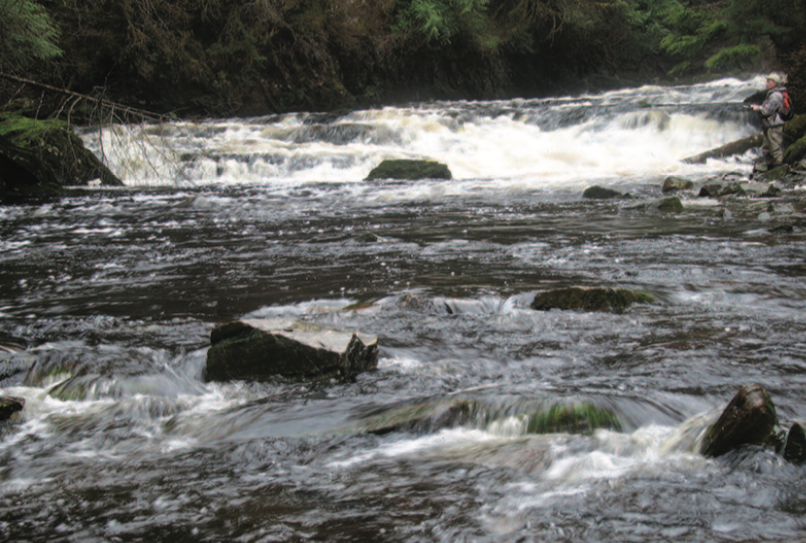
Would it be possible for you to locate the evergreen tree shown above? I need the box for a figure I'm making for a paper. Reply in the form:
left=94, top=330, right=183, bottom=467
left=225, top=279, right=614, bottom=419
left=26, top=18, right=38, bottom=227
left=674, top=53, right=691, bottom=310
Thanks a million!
left=0, top=0, right=62, bottom=74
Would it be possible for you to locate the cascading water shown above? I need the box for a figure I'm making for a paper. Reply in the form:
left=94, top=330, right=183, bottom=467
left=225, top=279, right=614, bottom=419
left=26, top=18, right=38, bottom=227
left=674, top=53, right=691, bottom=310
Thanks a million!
left=3, top=76, right=806, bottom=542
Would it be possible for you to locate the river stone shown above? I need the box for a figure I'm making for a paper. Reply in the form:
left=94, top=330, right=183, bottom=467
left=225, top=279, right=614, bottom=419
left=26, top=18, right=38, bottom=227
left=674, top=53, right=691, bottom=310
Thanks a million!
left=0, top=396, right=25, bottom=421
left=203, top=318, right=379, bottom=383
left=662, top=176, right=693, bottom=193
left=365, top=159, right=451, bottom=181
left=783, top=422, right=806, bottom=465
left=658, top=196, right=683, bottom=211
left=530, top=286, right=653, bottom=313
left=698, top=183, right=722, bottom=198
left=582, top=185, right=625, bottom=199
left=699, top=383, right=778, bottom=458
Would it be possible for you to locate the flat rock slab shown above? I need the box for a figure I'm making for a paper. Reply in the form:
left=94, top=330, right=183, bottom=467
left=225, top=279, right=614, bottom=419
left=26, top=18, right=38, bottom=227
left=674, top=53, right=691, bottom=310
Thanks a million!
left=204, top=318, right=378, bottom=383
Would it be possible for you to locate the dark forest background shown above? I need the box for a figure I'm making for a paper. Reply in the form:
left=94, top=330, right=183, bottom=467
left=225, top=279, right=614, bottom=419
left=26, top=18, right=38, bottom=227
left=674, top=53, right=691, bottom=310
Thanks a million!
left=1, top=0, right=805, bottom=118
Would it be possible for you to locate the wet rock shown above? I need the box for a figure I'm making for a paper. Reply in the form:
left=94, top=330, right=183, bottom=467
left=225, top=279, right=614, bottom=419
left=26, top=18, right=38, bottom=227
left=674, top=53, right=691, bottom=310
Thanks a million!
left=530, top=286, right=653, bottom=313
left=526, top=402, right=622, bottom=435
left=365, top=159, right=451, bottom=181
left=0, top=396, right=25, bottom=421
left=699, top=383, right=778, bottom=458
left=658, top=196, right=684, bottom=211
left=582, top=185, right=627, bottom=199
left=757, top=165, right=790, bottom=181
left=204, top=318, right=379, bottom=383
left=698, top=183, right=723, bottom=198
left=1, top=114, right=123, bottom=204
left=662, top=176, right=693, bottom=193
left=783, top=422, right=806, bottom=465
left=719, top=182, right=746, bottom=197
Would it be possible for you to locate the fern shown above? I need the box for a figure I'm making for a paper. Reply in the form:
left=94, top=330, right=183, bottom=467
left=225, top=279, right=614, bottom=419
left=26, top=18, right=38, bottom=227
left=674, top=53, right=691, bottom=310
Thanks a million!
left=0, top=0, right=62, bottom=72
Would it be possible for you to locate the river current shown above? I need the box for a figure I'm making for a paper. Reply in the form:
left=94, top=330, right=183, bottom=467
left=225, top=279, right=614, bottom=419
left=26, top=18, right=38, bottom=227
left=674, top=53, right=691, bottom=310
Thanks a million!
left=3, top=76, right=806, bottom=542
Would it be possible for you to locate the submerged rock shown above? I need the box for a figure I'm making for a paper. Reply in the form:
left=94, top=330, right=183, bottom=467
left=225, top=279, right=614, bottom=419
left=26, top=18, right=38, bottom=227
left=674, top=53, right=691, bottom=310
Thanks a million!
left=530, top=286, right=653, bottom=313
left=203, top=318, right=379, bottom=383
left=365, top=159, right=451, bottom=181
left=526, top=402, right=622, bottom=435
left=0, top=396, right=25, bottom=421
left=699, top=383, right=778, bottom=458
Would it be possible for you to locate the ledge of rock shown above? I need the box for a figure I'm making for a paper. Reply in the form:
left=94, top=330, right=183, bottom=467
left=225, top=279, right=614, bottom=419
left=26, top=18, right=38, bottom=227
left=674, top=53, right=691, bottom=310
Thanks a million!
left=1, top=114, right=123, bottom=204
left=203, top=318, right=379, bottom=383
left=365, top=159, right=452, bottom=181
left=531, top=286, right=654, bottom=313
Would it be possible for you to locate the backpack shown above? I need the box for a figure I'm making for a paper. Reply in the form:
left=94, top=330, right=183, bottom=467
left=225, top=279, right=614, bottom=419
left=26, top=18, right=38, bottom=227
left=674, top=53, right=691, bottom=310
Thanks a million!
left=780, top=89, right=795, bottom=121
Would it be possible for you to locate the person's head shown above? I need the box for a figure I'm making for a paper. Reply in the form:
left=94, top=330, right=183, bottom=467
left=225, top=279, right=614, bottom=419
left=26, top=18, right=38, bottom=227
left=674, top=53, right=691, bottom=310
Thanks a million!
left=766, top=73, right=785, bottom=88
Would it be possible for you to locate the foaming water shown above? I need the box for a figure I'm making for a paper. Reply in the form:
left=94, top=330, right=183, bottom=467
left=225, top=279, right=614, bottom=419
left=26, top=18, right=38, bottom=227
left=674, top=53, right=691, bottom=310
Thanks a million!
left=80, top=77, right=764, bottom=189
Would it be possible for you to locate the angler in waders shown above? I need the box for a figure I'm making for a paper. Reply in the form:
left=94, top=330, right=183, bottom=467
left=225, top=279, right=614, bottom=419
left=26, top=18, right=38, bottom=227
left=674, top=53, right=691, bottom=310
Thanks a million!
left=750, top=73, right=787, bottom=173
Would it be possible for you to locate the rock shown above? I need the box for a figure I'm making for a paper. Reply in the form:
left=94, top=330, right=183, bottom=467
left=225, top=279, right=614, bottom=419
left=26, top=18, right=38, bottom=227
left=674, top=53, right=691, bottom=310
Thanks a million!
left=662, top=176, right=693, bottom=193
left=682, top=133, right=763, bottom=164
left=757, top=165, right=790, bottom=181
left=658, top=196, right=683, bottom=211
left=0, top=396, right=25, bottom=421
left=365, top=159, right=451, bottom=181
left=526, top=402, right=622, bottom=435
left=582, top=185, right=627, bottom=199
left=203, top=318, right=379, bottom=383
left=699, top=383, right=778, bottom=458
left=783, top=422, right=806, bottom=465
left=718, top=182, right=746, bottom=197
left=783, top=136, right=806, bottom=165
left=530, top=286, right=653, bottom=313
left=698, top=183, right=723, bottom=198
left=0, top=114, right=123, bottom=204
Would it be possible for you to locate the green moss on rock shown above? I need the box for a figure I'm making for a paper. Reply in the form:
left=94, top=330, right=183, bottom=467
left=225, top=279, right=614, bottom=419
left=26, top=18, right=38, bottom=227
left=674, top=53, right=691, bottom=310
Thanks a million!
left=526, top=403, right=623, bottom=435
left=531, top=286, right=654, bottom=313
left=365, top=159, right=452, bottom=181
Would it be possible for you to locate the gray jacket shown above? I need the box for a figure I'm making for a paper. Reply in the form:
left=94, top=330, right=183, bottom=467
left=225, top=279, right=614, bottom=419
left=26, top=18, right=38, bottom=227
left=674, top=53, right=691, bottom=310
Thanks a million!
left=759, top=85, right=787, bottom=128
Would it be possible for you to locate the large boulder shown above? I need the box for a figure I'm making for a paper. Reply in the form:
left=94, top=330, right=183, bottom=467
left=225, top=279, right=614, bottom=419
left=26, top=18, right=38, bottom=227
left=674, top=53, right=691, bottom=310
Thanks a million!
left=531, top=286, right=654, bottom=313
left=0, top=114, right=122, bottom=204
left=699, top=383, right=778, bottom=458
left=365, top=159, right=451, bottom=181
left=203, top=318, right=379, bottom=383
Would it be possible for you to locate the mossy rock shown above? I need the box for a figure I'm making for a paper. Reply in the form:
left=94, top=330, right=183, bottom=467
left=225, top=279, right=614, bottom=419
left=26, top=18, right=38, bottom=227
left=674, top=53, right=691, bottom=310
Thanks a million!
left=526, top=403, right=622, bottom=435
left=784, top=136, right=806, bottom=165
left=365, top=159, right=452, bottom=181
left=0, top=114, right=123, bottom=204
left=659, top=196, right=684, bottom=211
left=531, top=286, right=654, bottom=313
left=757, top=164, right=790, bottom=181
left=784, top=114, right=806, bottom=142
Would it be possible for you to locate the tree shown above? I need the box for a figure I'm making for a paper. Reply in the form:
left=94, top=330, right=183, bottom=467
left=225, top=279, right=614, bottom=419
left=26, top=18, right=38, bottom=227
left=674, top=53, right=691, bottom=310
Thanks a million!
left=0, top=0, right=62, bottom=74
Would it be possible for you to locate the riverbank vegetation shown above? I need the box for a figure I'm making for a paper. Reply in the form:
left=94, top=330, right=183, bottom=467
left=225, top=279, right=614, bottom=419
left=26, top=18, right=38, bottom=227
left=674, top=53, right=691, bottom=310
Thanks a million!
left=1, top=0, right=804, bottom=117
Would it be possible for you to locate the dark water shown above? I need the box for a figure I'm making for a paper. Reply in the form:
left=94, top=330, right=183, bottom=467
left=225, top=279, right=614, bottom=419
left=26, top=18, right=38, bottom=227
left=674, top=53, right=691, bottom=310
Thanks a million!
left=3, top=78, right=806, bottom=542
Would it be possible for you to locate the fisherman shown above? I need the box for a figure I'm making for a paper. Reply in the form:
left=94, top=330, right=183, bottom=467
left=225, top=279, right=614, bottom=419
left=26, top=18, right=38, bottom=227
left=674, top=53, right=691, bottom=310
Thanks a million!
left=750, top=73, right=787, bottom=172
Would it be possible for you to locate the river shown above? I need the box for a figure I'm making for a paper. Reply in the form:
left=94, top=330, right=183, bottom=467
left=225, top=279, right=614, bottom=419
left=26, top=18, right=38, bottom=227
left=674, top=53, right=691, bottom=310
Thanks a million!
left=2, top=76, right=806, bottom=542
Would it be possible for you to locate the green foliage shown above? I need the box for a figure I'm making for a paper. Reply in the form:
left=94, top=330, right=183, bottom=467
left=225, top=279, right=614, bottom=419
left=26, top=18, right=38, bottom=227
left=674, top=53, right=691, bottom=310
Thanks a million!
left=0, top=0, right=62, bottom=72
left=393, top=0, right=493, bottom=48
